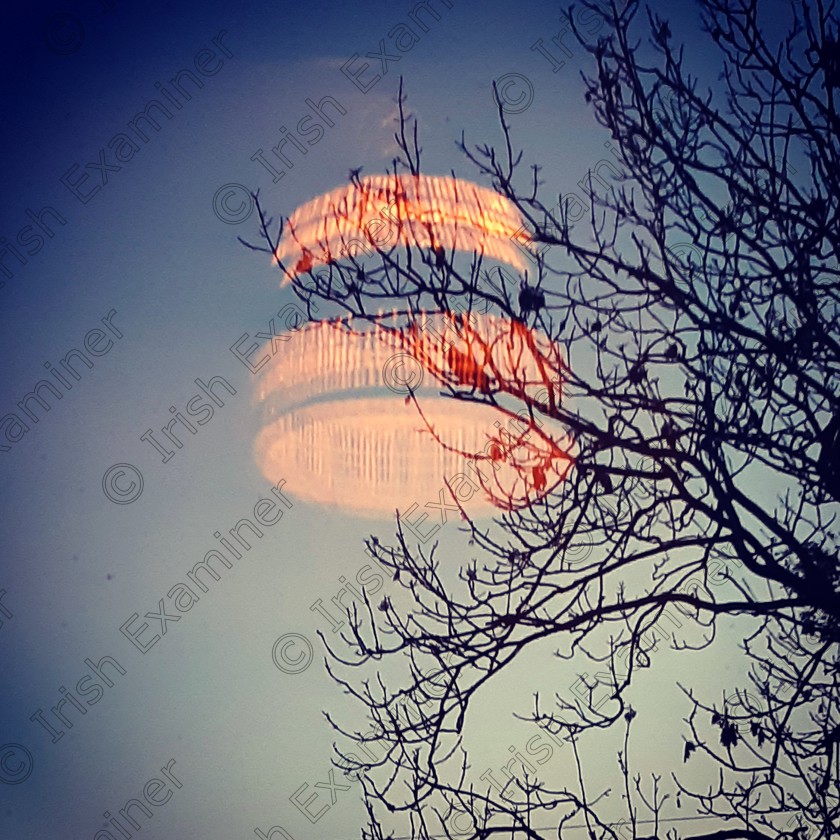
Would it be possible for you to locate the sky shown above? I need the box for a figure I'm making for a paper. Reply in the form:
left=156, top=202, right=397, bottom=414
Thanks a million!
left=0, top=1, right=772, bottom=838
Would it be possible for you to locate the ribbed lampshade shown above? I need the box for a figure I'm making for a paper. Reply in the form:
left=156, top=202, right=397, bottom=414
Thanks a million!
left=254, top=312, right=573, bottom=518
left=273, top=174, right=535, bottom=281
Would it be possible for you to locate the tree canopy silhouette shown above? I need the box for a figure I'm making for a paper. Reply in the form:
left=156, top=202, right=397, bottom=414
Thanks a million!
left=243, top=0, right=839, bottom=837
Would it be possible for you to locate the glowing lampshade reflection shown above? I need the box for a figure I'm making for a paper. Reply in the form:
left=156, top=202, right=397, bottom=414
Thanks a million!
left=254, top=313, right=574, bottom=518
left=274, top=174, right=534, bottom=280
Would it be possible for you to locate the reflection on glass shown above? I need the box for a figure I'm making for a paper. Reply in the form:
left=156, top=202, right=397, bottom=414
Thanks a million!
left=256, top=176, right=572, bottom=518
left=273, top=174, right=535, bottom=280
left=254, top=312, right=574, bottom=518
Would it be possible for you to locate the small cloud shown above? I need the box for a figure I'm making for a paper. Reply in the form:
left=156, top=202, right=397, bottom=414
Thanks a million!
left=353, top=94, right=409, bottom=159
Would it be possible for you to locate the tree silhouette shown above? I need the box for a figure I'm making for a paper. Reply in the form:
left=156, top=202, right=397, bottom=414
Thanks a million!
left=243, top=0, right=839, bottom=836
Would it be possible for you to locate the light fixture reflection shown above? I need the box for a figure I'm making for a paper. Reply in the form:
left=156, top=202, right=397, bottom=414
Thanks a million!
left=256, top=176, right=572, bottom=518
left=273, top=174, right=534, bottom=280
left=254, top=313, right=574, bottom=518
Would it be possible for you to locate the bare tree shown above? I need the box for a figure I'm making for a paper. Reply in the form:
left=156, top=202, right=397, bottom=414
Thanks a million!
left=243, top=0, right=839, bottom=836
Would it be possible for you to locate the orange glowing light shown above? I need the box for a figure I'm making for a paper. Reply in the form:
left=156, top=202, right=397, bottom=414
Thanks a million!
left=254, top=313, right=574, bottom=518
left=273, top=174, right=535, bottom=280
left=254, top=176, right=572, bottom=518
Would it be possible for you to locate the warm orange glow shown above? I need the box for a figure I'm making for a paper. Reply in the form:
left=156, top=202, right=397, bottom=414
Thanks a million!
left=255, top=398, right=572, bottom=518
left=254, top=313, right=574, bottom=518
left=273, top=174, right=534, bottom=281
left=255, top=175, right=572, bottom=518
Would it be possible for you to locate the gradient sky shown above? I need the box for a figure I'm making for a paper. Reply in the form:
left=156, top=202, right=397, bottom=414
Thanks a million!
left=0, top=1, right=773, bottom=838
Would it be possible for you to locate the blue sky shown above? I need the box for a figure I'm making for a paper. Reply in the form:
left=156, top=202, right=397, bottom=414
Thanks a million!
left=0, top=1, right=760, bottom=838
